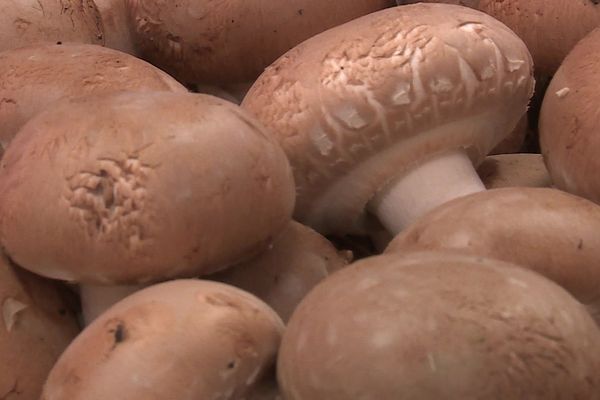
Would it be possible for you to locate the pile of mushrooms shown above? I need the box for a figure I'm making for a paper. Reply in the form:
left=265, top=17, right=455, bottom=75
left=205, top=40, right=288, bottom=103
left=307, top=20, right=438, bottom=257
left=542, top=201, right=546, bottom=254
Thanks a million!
left=2, top=1, right=600, bottom=399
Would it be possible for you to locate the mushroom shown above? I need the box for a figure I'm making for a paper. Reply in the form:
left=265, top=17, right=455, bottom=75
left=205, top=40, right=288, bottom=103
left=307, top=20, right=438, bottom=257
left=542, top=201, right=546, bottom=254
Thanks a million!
left=386, top=187, right=600, bottom=323
left=94, top=0, right=137, bottom=54
left=210, top=221, right=350, bottom=322
left=279, top=251, right=600, bottom=399
left=125, top=0, right=395, bottom=89
left=41, top=279, right=284, bottom=400
left=0, top=43, right=186, bottom=151
left=477, top=153, right=551, bottom=189
left=242, top=3, right=534, bottom=236
left=0, top=0, right=104, bottom=53
left=1, top=254, right=80, bottom=400
left=489, top=114, right=528, bottom=154
left=0, top=91, right=295, bottom=324
left=539, top=27, right=600, bottom=205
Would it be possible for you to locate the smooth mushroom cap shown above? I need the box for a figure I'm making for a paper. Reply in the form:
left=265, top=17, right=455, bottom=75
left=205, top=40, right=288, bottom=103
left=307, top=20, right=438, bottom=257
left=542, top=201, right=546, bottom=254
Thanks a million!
left=386, top=187, right=600, bottom=322
left=0, top=0, right=104, bottom=53
left=41, top=280, right=284, bottom=400
left=489, top=114, right=528, bottom=154
left=126, top=0, right=395, bottom=86
left=211, top=221, right=349, bottom=322
left=94, top=0, right=136, bottom=54
left=477, top=153, right=551, bottom=189
left=1, top=255, right=80, bottom=400
left=242, top=3, right=534, bottom=235
left=540, top=27, right=600, bottom=205
left=0, top=43, right=186, bottom=149
left=279, top=251, right=600, bottom=399
left=0, top=92, right=295, bottom=284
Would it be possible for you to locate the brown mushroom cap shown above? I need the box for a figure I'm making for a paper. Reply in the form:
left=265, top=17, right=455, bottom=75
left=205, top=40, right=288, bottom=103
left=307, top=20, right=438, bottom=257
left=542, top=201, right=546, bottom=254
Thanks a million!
left=211, top=221, right=349, bottom=322
left=0, top=0, right=104, bottom=53
left=126, top=0, right=394, bottom=86
left=477, top=153, right=551, bottom=189
left=386, top=187, right=600, bottom=322
left=1, top=255, right=80, bottom=400
left=0, top=92, right=295, bottom=284
left=0, top=43, right=186, bottom=149
left=242, top=3, right=533, bottom=235
left=279, top=251, right=600, bottom=399
left=540, top=27, right=600, bottom=205
left=41, top=279, right=283, bottom=400
left=94, top=0, right=136, bottom=54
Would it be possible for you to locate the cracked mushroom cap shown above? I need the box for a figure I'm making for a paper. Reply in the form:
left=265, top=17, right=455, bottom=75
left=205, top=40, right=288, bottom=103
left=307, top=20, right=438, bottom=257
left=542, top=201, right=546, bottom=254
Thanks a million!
left=41, top=279, right=284, bottom=400
left=1, top=255, right=80, bottom=400
left=0, top=0, right=104, bottom=54
left=0, top=43, right=186, bottom=150
left=211, top=221, right=349, bottom=322
left=279, top=251, right=600, bottom=399
left=386, top=188, right=600, bottom=323
left=126, top=0, right=395, bottom=86
left=242, top=3, right=534, bottom=235
left=477, top=153, right=551, bottom=189
left=540, top=27, right=600, bottom=205
left=0, top=92, right=295, bottom=284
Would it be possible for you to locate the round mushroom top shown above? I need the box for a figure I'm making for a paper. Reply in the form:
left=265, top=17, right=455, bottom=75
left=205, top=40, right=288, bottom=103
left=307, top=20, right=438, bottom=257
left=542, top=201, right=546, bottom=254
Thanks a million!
left=0, top=92, right=295, bottom=284
left=0, top=0, right=104, bottom=54
left=41, top=279, right=284, bottom=400
left=540, top=27, right=600, bottom=205
left=279, top=251, right=600, bottom=399
left=125, top=0, right=394, bottom=86
left=0, top=43, right=186, bottom=149
left=1, top=255, right=80, bottom=400
left=242, top=3, right=534, bottom=235
left=477, top=153, right=551, bottom=189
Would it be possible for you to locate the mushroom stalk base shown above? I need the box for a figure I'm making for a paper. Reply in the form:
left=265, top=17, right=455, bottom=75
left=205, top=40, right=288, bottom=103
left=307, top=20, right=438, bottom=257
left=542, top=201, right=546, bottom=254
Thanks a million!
left=81, top=284, right=145, bottom=325
left=369, top=149, right=485, bottom=235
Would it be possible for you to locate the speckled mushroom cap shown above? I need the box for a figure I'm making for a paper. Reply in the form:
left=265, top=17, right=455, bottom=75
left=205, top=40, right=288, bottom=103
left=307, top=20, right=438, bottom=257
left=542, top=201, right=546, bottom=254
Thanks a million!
left=1, top=255, right=80, bottom=400
left=41, top=279, right=284, bottom=400
left=386, top=187, right=600, bottom=322
left=0, top=43, right=186, bottom=149
left=540, top=28, right=600, bottom=204
left=279, top=251, right=600, bottom=399
left=477, top=153, right=551, bottom=189
left=126, top=0, right=394, bottom=86
left=211, top=221, right=349, bottom=322
left=94, top=0, right=136, bottom=53
left=0, top=0, right=104, bottom=53
left=0, top=92, right=295, bottom=284
left=242, top=3, right=534, bottom=235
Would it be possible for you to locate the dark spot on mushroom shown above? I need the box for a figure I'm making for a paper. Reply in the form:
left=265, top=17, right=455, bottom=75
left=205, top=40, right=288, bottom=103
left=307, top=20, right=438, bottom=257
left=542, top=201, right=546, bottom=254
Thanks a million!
left=231, top=19, right=235, bottom=23
left=227, top=360, right=236, bottom=369
left=578, top=239, right=584, bottom=250
left=56, top=41, right=62, bottom=45
left=273, top=274, right=280, bottom=284
left=298, top=9, right=304, bottom=15
left=113, top=323, right=126, bottom=343
left=591, top=0, right=599, bottom=5
left=106, top=319, right=128, bottom=353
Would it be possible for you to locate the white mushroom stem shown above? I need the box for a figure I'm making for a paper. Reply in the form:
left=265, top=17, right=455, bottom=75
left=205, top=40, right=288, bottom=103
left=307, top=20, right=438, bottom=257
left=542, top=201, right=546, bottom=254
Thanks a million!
left=80, top=284, right=145, bottom=325
left=369, top=149, right=485, bottom=235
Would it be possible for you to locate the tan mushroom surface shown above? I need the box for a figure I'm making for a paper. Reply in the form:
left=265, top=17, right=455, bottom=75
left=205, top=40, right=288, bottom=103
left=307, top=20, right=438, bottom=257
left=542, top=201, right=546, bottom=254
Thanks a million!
left=0, top=43, right=186, bottom=150
left=279, top=251, right=600, bottom=399
left=41, top=280, right=284, bottom=400
left=1, top=255, right=80, bottom=400
left=243, top=3, right=534, bottom=236
left=477, top=153, right=551, bottom=189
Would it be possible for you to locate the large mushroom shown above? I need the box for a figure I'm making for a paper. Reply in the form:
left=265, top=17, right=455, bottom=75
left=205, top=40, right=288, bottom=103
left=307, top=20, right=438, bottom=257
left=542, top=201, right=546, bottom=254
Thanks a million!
left=279, top=251, right=600, bottom=399
left=243, top=3, right=534, bottom=236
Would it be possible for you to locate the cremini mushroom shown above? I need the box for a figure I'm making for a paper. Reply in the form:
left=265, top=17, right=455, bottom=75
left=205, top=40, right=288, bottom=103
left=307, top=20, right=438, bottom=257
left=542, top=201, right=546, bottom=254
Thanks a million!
left=0, top=92, right=295, bottom=324
left=41, top=280, right=284, bottom=400
left=477, top=153, right=551, bottom=189
left=386, top=187, right=600, bottom=323
left=279, top=251, right=600, bottom=399
left=94, top=0, right=137, bottom=54
left=540, top=27, right=600, bottom=205
left=211, top=221, right=349, bottom=322
left=243, top=3, right=534, bottom=236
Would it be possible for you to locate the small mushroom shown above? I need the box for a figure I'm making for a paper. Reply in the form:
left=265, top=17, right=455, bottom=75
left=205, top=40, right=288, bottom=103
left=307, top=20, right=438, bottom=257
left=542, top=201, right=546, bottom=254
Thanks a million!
left=477, top=153, right=551, bottom=189
left=41, top=280, right=284, bottom=400
left=279, top=251, right=600, bottom=399
left=243, top=3, right=534, bottom=236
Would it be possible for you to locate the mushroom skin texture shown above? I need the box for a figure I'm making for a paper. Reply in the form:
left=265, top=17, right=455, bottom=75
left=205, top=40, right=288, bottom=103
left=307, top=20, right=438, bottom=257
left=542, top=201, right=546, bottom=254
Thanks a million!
left=93, top=0, right=136, bottom=53
left=0, top=92, right=295, bottom=284
left=1, top=255, right=80, bottom=400
left=540, top=27, right=600, bottom=205
left=125, top=0, right=395, bottom=86
left=242, top=3, right=534, bottom=236
left=279, top=251, right=600, bottom=399
left=386, top=187, right=600, bottom=323
left=0, top=43, right=186, bottom=150
left=41, top=280, right=284, bottom=400
left=477, top=153, right=551, bottom=189
left=211, top=221, right=349, bottom=322
left=0, top=0, right=104, bottom=53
